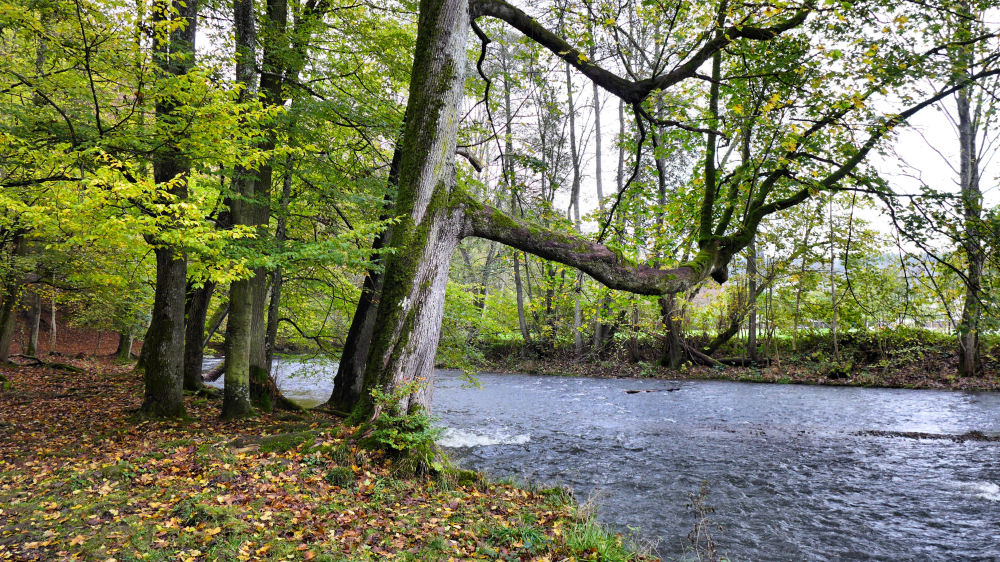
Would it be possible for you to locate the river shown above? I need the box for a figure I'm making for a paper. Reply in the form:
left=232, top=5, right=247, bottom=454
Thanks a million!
left=206, top=358, right=1000, bottom=560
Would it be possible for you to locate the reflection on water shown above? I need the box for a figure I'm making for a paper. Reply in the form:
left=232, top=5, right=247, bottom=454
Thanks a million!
left=206, top=358, right=1000, bottom=560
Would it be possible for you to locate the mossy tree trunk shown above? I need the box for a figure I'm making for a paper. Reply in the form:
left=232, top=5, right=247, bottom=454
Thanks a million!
left=116, top=331, right=134, bottom=361
left=352, top=0, right=470, bottom=421
left=222, top=0, right=257, bottom=419
left=353, top=0, right=856, bottom=426
left=25, top=290, right=40, bottom=356
left=140, top=0, right=198, bottom=418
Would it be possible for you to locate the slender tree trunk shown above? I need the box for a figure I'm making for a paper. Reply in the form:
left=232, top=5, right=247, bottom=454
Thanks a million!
left=956, top=5, right=983, bottom=376
left=564, top=58, right=583, bottom=356
left=747, top=237, right=759, bottom=362
left=828, top=197, right=839, bottom=360
left=265, top=156, right=294, bottom=371
left=49, top=286, right=56, bottom=354
left=499, top=51, right=531, bottom=346
left=203, top=300, right=228, bottom=349
left=792, top=216, right=814, bottom=352
left=26, top=291, right=40, bottom=356
left=183, top=281, right=214, bottom=389
left=591, top=70, right=607, bottom=349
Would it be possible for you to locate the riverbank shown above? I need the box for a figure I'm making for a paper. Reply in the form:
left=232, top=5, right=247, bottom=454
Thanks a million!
left=0, top=361, right=654, bottom=561
left=478, top=349, right=1000, bottom=392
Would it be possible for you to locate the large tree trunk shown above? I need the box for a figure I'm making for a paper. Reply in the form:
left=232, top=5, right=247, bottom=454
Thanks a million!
left=140, top=247, right=187, bottom=417
left=183, top=281, right=214, bottom=389
left=353, top=0, right=470, bottom=421
left=141, top=0, right=198, bottom=396
left=140, top=0, right=197, bottom=418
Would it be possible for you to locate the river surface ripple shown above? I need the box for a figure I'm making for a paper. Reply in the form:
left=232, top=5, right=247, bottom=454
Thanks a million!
left=207, top=359, right=1000, bottom=560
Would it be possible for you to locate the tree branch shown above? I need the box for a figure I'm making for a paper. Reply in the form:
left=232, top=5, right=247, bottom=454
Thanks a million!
left=463, top=200, right=719, bottom=295
left=471, top=0, right=812, bottom=103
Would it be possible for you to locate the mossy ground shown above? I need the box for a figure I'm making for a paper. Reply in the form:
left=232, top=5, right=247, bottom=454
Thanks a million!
left=0, top=361, right=654, bottom=561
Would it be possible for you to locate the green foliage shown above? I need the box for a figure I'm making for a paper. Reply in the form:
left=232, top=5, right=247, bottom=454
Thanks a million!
left=362, top=379, right=444, bottom=473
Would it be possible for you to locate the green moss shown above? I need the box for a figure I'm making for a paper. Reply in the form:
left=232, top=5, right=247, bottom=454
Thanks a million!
left=490, top=207, right=520, bottom=231
left=258, top=431, right=315, bottom=454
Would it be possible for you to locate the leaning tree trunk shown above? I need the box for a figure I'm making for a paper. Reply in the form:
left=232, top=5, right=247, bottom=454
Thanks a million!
left=326, top=151, right=399, bottom=413
left=353, top=0, right=470, bottom=421
left=355, top=0, right=737, bottom=423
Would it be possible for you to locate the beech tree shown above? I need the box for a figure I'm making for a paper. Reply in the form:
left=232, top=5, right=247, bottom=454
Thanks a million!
left=342, top=0, right=1000, bottom=422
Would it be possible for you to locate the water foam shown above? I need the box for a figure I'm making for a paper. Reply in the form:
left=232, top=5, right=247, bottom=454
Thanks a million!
left=437, top=428, right=531, bottom=448
left=956, top=481, right=1000, bottom=502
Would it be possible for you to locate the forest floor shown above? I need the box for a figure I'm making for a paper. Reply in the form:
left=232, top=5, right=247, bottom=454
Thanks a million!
left=0, top=360, right=654, bottom=561
left=479, top=345, right=1000, bottom=392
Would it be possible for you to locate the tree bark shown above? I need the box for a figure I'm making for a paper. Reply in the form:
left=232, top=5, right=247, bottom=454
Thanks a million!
left=792, top=214, right=814, bottom=352
left=183, top=281, right=214, bottom=389
left=353, top=0, right=470, bottom=421
left=48, top=285, right=56, bottom=354
left=140, top=0, right=198, bottom=418
left=0, top=251, right=21, bottom=363
left=956, top=1, right=983, bottom=377
left=828, top=197, right=839, bottom=360
left=26, top=290, right=40, bottom=357
left=140, top=247, right=188, bottom=417
left=747, top=237, right=759, bottom=362
left=116, top=331, right=134, bottom=361
left=265, top=157, right=294, bottom=372
left=222, top=0, right=257, bottom=419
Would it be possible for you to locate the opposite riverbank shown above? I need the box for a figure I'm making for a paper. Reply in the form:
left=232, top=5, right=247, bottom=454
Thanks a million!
left=475, top=329, right=1000, bottom=392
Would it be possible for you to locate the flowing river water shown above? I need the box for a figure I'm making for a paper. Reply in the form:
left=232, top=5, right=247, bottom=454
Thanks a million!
left=206, top=358, right=1000, bottom=560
